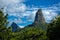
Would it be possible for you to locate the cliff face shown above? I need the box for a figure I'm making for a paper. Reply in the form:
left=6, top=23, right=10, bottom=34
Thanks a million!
left=26, top=9, right=45, bottom=27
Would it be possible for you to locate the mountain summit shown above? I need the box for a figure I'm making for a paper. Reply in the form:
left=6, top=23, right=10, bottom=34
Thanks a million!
left=26, top=9, right=45, bottom=27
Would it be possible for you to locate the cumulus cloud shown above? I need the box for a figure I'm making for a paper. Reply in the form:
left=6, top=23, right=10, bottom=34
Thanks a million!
left=42, top=10, right=58, bottom=23
left=40, top=2, right=60, bottom=23
left=0, top=0, right=25, bottom=8
left=6, top=3, right=27, bottom=13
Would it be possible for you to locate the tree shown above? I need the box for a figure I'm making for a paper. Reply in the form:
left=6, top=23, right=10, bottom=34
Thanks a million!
left=47, top=15, right=60, bottom=40
left=0, top=9, right=9, bottom=40
left=12, top=27, right=47, bottom=40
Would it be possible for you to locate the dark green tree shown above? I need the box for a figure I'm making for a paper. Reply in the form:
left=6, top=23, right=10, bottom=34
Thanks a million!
left=12, top=27, right=47, bottom=40
left=47, top=15, right=60, bottom=40
left=0, top=9, right=9, bottom=40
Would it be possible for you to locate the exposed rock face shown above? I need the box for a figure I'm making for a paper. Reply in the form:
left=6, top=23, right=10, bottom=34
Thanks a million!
left=11, top=22, right=20, bottom=32
left=26, top=9, right=45, bottom=27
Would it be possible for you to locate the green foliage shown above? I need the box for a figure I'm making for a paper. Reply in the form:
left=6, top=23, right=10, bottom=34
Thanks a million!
left=0, top=9, right=9, bottom=40
left=0, top=10, right=8, bottom=27
left=10, top=27, right=47, bottom=40
left=47, top=15, right=60, bottom=40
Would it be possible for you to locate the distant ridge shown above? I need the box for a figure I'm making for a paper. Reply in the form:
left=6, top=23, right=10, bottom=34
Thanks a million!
left=11, top=22, right=20, bottom=32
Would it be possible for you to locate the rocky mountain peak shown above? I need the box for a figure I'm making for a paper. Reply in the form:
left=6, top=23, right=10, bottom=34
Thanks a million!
left=26, top=9, right=45, bottom=27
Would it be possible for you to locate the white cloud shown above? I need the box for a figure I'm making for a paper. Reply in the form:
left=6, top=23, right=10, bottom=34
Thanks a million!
left=0, top=0, right=25, bottom=8
left=41, top=2, right=60, bottom=23
left=19, top=25, right=24, bottom=28
left=22, top=13, right=31, bottom=17
left=5, top=3, right=27, bottom=13
left=42, top=9, right=58, bottom=23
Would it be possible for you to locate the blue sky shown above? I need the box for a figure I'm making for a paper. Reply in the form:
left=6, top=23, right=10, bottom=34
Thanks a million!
left=0, top=0, right=60, bottom=28
left=24, top=0, right=60, bottom=7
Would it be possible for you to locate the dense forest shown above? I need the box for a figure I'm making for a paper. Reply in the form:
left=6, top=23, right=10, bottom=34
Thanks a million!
left=0, top=9, right=60, bottom=40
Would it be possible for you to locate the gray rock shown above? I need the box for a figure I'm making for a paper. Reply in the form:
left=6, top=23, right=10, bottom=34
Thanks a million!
left=26, top=9, right=45, bottom=27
